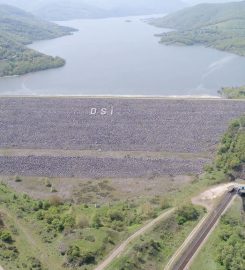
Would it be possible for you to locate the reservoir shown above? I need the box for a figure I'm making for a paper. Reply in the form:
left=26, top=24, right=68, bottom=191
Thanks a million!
left=0, top=15, right=245, bottom=96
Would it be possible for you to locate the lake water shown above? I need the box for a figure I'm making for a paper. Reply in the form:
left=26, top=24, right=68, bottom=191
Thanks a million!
left=1, top=15, right=245, bottom=96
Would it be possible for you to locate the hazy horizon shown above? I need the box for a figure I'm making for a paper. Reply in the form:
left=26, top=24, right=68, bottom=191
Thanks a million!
left=0, top=0, right=186, bottom=20
left=0, top=0, right=243, bottom=21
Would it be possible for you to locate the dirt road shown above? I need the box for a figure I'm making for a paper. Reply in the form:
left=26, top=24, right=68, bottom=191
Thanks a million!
left=94, top=208, right=175, bottom=270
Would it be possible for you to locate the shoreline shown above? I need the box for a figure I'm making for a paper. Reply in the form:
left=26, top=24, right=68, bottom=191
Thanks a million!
left=0, top=94, right=243, bottom=101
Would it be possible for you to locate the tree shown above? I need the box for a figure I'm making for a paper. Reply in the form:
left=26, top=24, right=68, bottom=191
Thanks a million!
left=176, top=205, right=200, bottom=225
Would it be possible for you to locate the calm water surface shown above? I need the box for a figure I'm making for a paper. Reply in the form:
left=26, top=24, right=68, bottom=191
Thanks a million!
left=1, top=15, right=245, bottom=96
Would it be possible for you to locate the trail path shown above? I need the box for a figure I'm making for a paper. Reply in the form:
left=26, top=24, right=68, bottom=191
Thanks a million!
left=94, top=208, right=175, bottom=270
left=0, top=208, right=62, bottom=270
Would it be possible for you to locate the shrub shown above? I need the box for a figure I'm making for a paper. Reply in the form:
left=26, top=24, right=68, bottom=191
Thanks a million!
left=49, top=195, right=63, bottom=206
left=42, top=201, right=50, bottom=210
left=92, top=214, right=102, bottom=229
left=0, top=230, right=13, bottom=243
left=44, top=178, right=52, bottom=187
left=0, top=215, right=4, bottom=228
left=15, top=176, right=22, bottom=182
left=109, top=210, right=124, bottom=222
left=36, top=210, right=45, bottom=220
left=141, top=202, right=156, bottom=219
left=77, top=215, right=89, bottom=229
left=160, top=198, right=171, bottom=210
left=176, top=205, right=200, bottom=225
left=204, top=164, right=214, bottom=173
left=27, top=257, right=42, bottom=270
left=80, top=251, right=96, bottom=265
left=62, top=214, right=75, bottom=229
left=240, top=115, right=245, bottom=127
left=32, top=201, right=43, bottom=211
left=66, top=245, right=81, bottom=265
left=50, top=186, right=57, bottom=193
left=85, top=235, right=95, bottom=242
left=51, top=219, right=64, bottom=232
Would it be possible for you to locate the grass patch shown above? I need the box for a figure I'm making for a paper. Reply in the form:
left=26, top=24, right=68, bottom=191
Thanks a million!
left=106, top=205, right=206, bottom=270
left=0, top=182, right=172, bottom=270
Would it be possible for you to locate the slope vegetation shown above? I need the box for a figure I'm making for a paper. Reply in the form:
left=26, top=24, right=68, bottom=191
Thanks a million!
left=0, top=5, right=75, bottom=77
left=152, top=1, right=245, bottom=56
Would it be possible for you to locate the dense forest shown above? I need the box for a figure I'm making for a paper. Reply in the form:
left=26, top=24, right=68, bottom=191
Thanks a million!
left=205, top=115, right=245, bottom=181
left=0, top=4, right=75, bottom=77
left=152, top=1, right=245, bottom=56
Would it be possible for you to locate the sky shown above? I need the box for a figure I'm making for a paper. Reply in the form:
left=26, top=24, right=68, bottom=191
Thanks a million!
left=184, top=0, right=243, bottom=3
left=0, top=0, right=242, bottom=10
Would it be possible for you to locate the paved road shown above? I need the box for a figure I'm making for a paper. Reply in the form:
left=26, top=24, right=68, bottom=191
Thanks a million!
left=171, top=191, right=236, bottom=270
left=94, top=208, right=175, bottom=270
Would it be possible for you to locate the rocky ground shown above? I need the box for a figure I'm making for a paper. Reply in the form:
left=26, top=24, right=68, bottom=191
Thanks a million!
left=0, top=97, right=244, bottom=179
left=0, top=156, right=208, bottom=178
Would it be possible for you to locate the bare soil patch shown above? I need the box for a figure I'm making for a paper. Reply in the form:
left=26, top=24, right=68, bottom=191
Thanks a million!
left=192, top=183, right=235, bottom=210
left=1, top=174, right=195, bottom=203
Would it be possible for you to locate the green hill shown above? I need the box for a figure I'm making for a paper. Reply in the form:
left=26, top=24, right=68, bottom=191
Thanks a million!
left=152, top=1, right=245, bottom=56
left=0, top=5, right=75, bottom=77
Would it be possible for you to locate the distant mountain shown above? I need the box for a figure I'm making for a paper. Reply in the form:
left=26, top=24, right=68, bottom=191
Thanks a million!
left=184, top=0, right=243, bottom=4
left=0, top=0, right=186, bottom=20
left=0, top=5, right=75, bottom=77
left=151, top=1, right=245, bottom=56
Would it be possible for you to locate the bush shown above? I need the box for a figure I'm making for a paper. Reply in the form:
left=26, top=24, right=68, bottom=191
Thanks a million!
left=66, top=246, right=96, bottom=266
left=44, top=178, right=52, bottom=187
left=160, top=198, right=171, bottom=210
left=62, top=214, right=75, bottom=229
left=204, top=164, right=214, bottom=173
left=27, top=257, right=42, bottom=270
left=0, top=230, right=13, bottom=243
left=49, top=195, right=63, bottom=206
left=109, top=210, right=124, bottom=222
left=51, top=219, right=64, bottom=232
left=85, top=235, right=95, bottom=242
left=80, top=251, right=96, bottom=265
left=176, top=205, right=200, bottom=225
left=36, top=210, right=45, bottom=220
left=77, top=215, right=89, bottom=229
left=240, top=115, right=245, bottom=127
left=92, top=214, right=102, bottom=229
left=0, top=215, right=4, bottom=228
left=140, top=202, right=156, bottom=219
left=15, top=176, right=22, bottom=182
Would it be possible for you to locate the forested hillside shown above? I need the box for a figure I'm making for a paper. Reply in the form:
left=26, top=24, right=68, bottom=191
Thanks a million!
left=0, top=5, right=75, bottom=77
left=152, top=1, right=245, bottom=56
